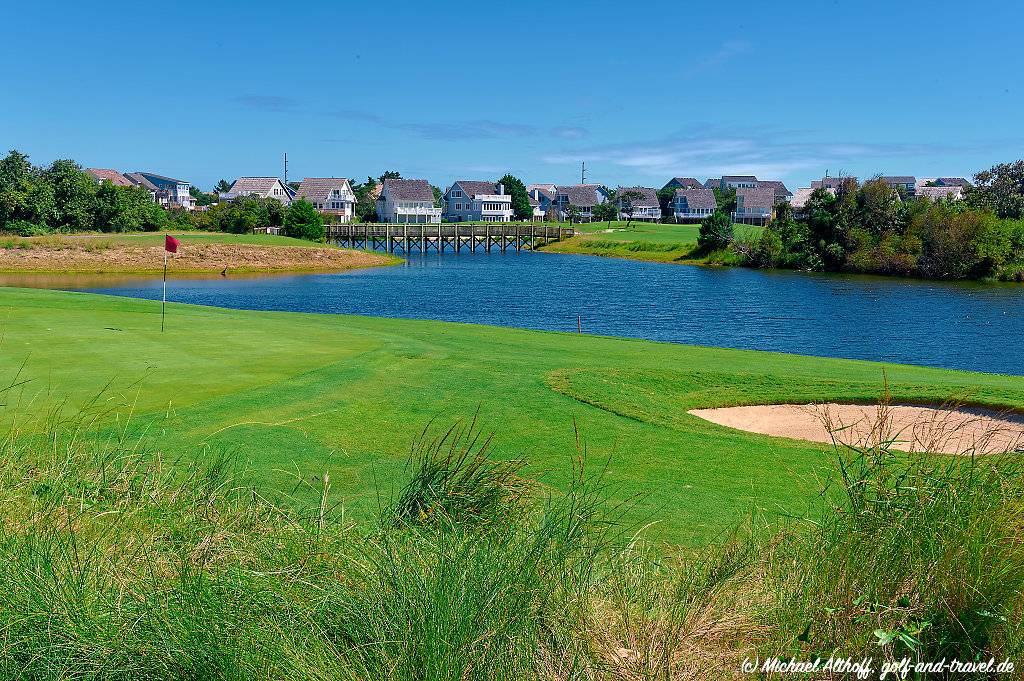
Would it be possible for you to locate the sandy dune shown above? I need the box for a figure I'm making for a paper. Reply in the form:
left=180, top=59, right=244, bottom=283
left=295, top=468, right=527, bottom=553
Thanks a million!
left=689, top=403, right=1024, bottom=455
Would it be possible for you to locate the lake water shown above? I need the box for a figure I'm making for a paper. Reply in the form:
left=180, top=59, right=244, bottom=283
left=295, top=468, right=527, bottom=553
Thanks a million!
left=21, top=251, right=1024, bottom=375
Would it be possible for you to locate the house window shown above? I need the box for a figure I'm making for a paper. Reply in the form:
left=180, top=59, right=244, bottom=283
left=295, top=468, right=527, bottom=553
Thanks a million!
left=452, top=190, right=462, bottom=198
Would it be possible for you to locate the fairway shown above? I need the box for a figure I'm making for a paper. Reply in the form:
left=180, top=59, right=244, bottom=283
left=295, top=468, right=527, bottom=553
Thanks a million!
left=5, top=286, right=1024, bottom=543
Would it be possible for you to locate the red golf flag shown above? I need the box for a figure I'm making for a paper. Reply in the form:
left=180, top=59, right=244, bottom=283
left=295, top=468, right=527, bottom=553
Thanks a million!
left=165, top=234, right=180, bottom=253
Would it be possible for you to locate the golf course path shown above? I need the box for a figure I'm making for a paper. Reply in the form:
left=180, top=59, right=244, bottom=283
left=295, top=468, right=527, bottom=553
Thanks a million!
left=689, top=403, right=1024, bottom=455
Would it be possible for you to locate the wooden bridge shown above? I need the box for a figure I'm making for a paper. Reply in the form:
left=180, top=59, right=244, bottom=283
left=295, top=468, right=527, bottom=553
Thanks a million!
left=325, top=224, right=575, bottom=254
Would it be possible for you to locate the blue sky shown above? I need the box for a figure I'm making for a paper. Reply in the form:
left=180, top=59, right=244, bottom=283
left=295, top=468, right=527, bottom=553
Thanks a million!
left=3, top=0, right=1022, bottom=191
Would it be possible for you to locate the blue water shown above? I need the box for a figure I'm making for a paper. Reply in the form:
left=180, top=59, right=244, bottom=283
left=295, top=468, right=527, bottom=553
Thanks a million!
left=65, top=251, right=1024, bottom=375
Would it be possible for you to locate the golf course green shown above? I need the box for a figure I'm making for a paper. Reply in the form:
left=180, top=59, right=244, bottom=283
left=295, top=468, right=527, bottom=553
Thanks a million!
left=5, top=286, right=1024, bottom=542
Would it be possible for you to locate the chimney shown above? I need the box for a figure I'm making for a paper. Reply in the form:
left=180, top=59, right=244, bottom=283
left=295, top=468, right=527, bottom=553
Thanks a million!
left=498, top=182, right=505, bottom=195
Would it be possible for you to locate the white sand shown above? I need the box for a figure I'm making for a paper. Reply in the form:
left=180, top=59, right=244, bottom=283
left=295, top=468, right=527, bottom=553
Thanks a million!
left=688, top=403, right=1024, bottom=455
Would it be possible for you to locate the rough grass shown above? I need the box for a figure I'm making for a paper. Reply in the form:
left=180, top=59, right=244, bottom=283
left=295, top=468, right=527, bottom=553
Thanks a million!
left=0, top=388, right=1020, bottom=679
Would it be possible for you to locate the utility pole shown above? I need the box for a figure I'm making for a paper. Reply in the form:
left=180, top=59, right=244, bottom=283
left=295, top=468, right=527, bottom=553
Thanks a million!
left=283, top=152, right=289, bottom=186
left=581, top=161, right=587, bottom=184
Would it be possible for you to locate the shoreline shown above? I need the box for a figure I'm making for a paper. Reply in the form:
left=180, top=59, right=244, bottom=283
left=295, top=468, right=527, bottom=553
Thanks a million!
left=0, top=233, right=402, bottom=274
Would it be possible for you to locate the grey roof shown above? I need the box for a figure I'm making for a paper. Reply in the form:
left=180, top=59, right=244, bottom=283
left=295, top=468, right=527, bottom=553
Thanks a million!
left=664, top=177, right=702, bottom=189
left=736, top=187, right=776, bottom=210
left=382, top=178, right=435, bottom=202
left=528, top=195, right=540, bottom=207
left=722, top=175, right=758, bottom=182
left=133, top=171, right=189, bottom=185
left=792, top=186, right=836, bottom=209
left=295, top=178, right=351, bottom=202
left=228, top=177, right=283, bottom=195
left=86, top=168, right=132, bottom=186
left=615, top=186, right=659, bottom=207
left=755, top=180, right=792, bottom=196
left=703, top=178, right=720, bottom=188
left=917, top=185, right=964, bottom=200
left=124, top=172, right=159, bottom=192
left=880, top=175, right=916, bottom=184
left=937, top=177, right=971, bottom=187
left=674, top=187, right=717, bottom=210
left=529, top=186, right=555, bottom=201
left=453, top=180, right=500, bottom=197
left=555, top=184, right=604, bottom=207
left=812, top=176, right=858, bottom=189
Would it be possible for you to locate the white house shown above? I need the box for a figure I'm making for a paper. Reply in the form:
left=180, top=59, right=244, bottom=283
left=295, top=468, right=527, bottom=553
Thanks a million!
left=294, top=178, right=355, bottom=222
left=377, top=179, right=441, bottom=223
left=223, top=177, right=293, bottom=205
left=671, top=187, right=717, bottom=222
left=443, top=181, right=514, bottom=222
left=553, top=184, right=609, bottom=222
left=128, top=171, right=195, bottom=209
left=615, top=186, right=661, bottom=222
left=732, top=187, right=775, bottom=224
left=720, top=175, right=759, bottom=190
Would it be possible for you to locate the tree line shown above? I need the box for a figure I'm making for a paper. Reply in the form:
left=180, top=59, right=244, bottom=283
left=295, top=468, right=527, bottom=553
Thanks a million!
left=697, top=161, right=1024, bottom=281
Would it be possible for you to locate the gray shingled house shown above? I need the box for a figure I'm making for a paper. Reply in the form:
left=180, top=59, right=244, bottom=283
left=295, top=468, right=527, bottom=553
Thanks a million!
left=671, top=187, right=717, bottom=222
left=294, top=178, right=356, bottom=221
left=732, top=187, right=775, bottom=224
left=553, top=184, right=610, bottom=222
left=615, top=186, right=661, bottom=222
left=376, top=179, right=441, bottom=223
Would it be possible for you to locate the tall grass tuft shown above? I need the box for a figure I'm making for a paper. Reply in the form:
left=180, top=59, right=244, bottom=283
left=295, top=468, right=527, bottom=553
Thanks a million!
left=765, top=399, right=1024, bottom=667
left=392, top=414, right=529, bottom=528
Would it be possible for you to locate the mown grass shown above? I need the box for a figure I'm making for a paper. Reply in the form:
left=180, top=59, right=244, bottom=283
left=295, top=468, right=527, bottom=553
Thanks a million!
left=3, top=286, right=1024, bottom=544
left=0, top=387, right=1020, bottom=679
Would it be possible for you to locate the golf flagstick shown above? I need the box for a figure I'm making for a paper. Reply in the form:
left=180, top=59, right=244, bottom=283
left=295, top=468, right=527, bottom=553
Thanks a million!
left=161, top=249, right=167, bottom=332
left=162, top=234, right=180, bottom=332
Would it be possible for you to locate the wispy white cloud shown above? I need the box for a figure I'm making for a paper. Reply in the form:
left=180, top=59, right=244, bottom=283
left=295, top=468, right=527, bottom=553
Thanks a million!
left=328, top=109, right=536, bottom=140
left=541, top=130, right=963, bottom=181
left=551, top=126, right=588, bottom=140
left=684, top=40, right=752, bottom=78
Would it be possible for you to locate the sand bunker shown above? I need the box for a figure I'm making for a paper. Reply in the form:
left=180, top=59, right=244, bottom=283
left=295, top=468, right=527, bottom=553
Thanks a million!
left=689, top=403, right=1024, bottom=455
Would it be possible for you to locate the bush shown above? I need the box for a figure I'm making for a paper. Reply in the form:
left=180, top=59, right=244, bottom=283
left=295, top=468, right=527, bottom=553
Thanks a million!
left=3, top=219, right=51, bottom=236
left=283, top=199, right=325, bottom=242
left=697, top=210, right=733, bottom=251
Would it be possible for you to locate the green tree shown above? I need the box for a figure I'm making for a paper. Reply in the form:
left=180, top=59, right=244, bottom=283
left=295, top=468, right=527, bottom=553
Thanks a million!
left=698, top=209, right=734, bottom=251
left=44, top=159, right=96, bottom=230
left=713, top=187, right=737, bottom=213
left=284, top=198, right=325, bottom=242
left=214, top=179, right=233, bottom=194
left=94, top=182, right=166, bottom=232
left=616, top=188, right=645, bottom=228
left=189, top=185, right=218, bottom=207
left=656, top=187, right=675, bottom=221
left=0, top=150, right=54, bottom=228
left=498, top=174, right=532, bottom=221
left=857, top=178, right=906, bottom=236
left=593, top=200, right=614, bottom=224
left=564, top=205, right=582, bottom=225
left=968, top=160, right=1024, bottom=219
left=378, top=171, right=401, bottom=183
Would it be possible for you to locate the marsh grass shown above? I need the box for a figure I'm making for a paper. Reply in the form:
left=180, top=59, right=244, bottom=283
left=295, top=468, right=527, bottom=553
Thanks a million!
left=0, top=382, right=1021, bottom=679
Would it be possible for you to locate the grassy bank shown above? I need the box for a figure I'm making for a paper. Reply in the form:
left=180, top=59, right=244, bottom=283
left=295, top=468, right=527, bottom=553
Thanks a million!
left=0, top=232, right=399, bottom=274
left=3, top=286, right=1024, bottom=544
left=544, top=222, right=763, bottom=266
